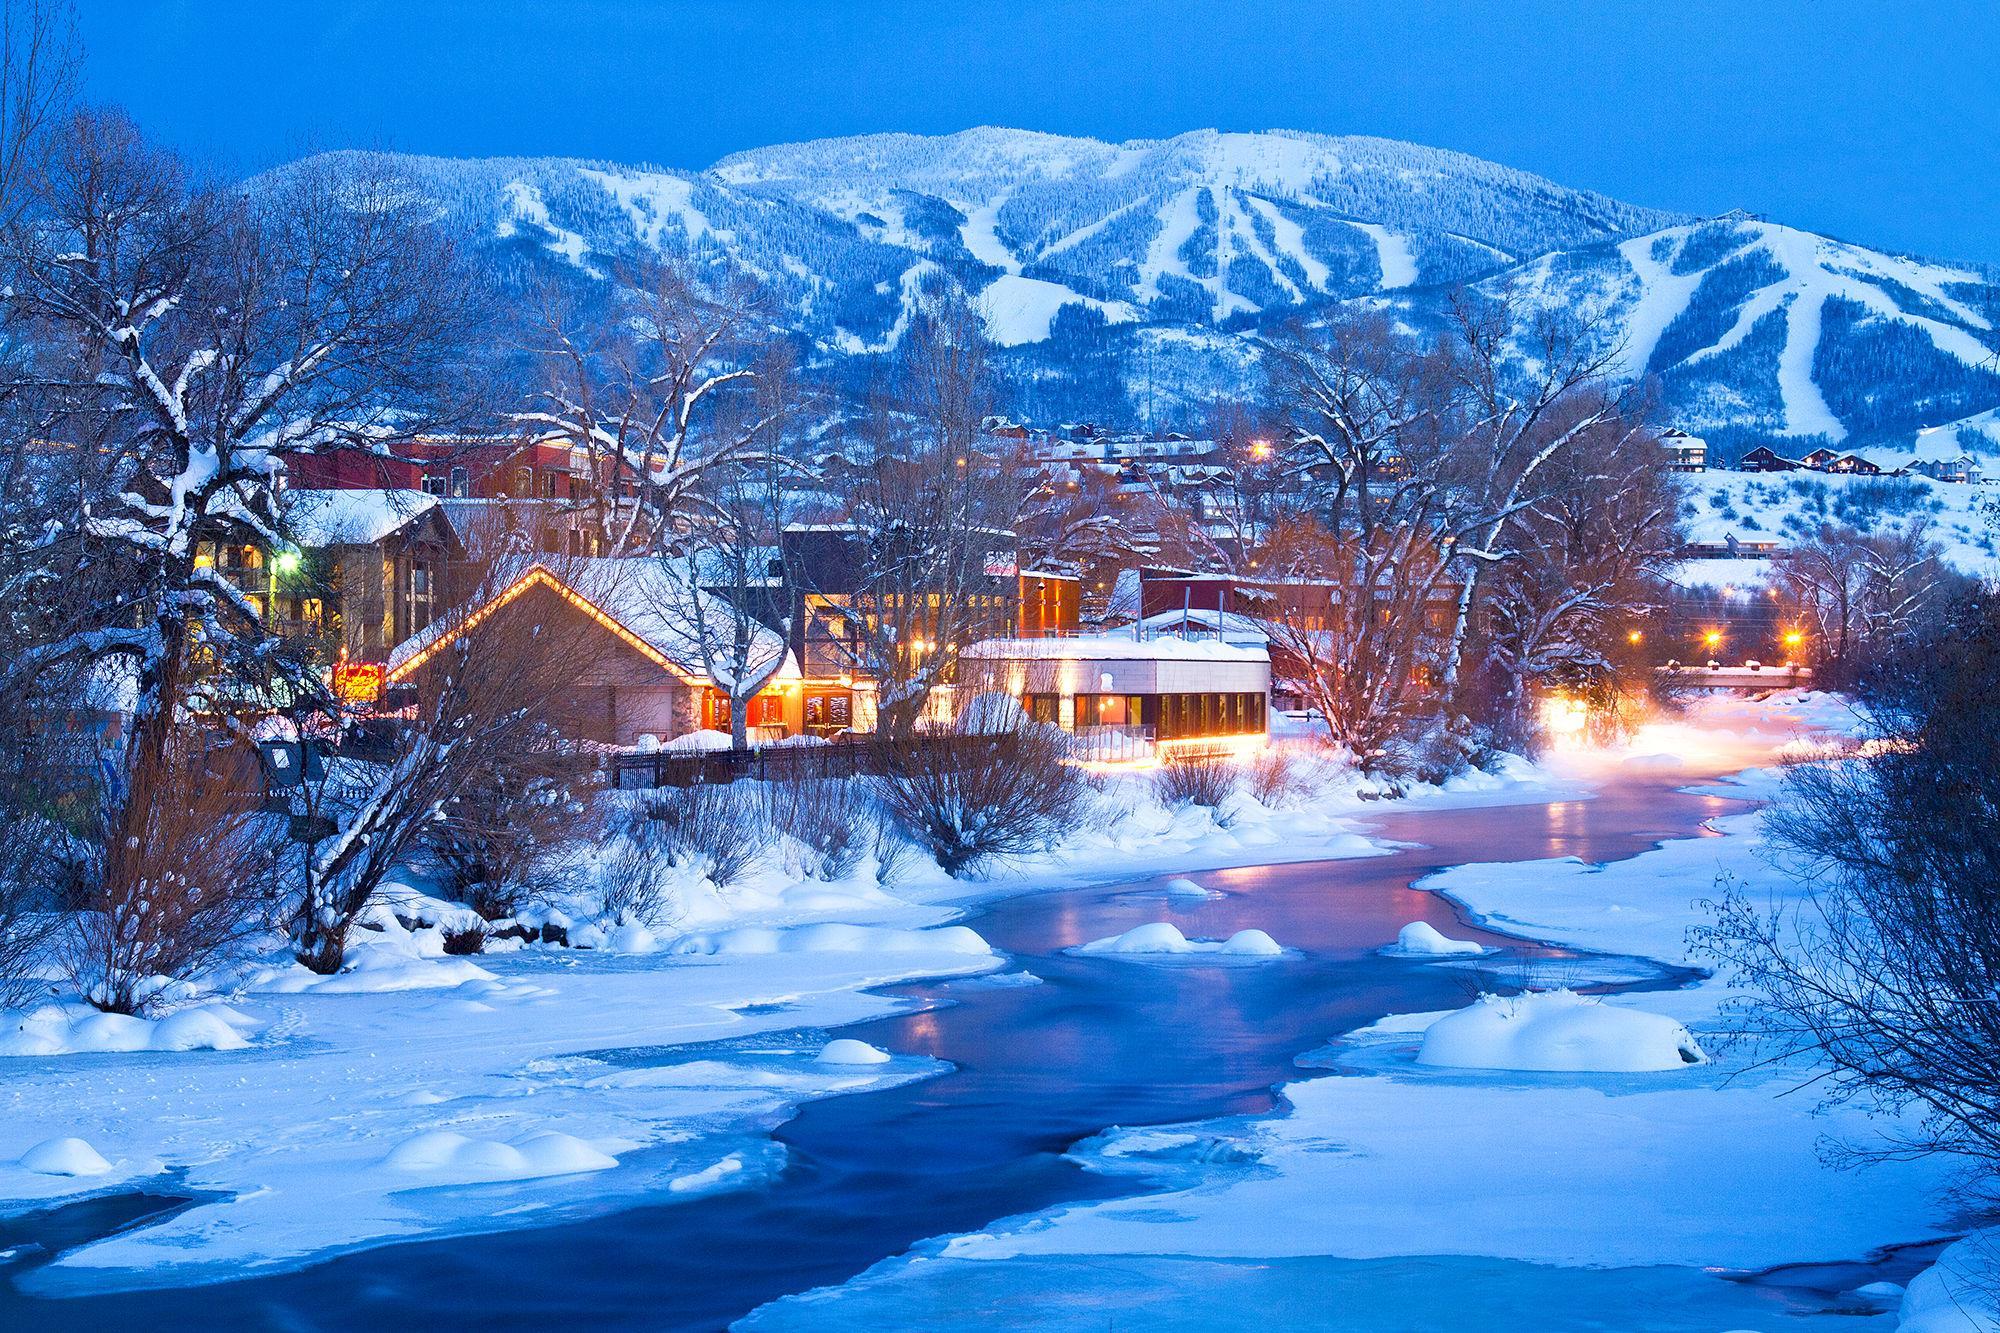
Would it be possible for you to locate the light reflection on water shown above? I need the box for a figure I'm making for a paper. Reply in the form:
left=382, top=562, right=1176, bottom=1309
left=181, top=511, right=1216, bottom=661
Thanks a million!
left=1, top=768, right=1836, bottom=1333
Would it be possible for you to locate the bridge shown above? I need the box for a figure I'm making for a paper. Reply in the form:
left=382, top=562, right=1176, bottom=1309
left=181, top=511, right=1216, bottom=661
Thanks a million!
left=1657, top=662, right=1813, bottom=692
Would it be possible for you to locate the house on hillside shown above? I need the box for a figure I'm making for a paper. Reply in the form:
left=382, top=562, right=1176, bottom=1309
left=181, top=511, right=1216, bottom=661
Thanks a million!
left=1737, top=445, right=1802, bottom=472
left=384, top=560, right=802, bottom=747
left=1659, top=428, right=1708, bottom=472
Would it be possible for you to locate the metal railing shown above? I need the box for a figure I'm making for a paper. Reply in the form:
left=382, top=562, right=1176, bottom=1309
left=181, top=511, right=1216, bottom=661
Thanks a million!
left=1067, top=724, right=1155, bottom=762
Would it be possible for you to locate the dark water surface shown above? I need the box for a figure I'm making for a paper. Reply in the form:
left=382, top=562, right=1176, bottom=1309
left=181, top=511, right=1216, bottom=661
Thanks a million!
left=2, top=779, right=1753, bottom=1330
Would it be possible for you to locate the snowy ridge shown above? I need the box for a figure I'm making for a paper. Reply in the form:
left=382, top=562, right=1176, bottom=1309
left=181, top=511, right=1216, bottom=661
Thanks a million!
left=259, top=134, right=2000, bottom=446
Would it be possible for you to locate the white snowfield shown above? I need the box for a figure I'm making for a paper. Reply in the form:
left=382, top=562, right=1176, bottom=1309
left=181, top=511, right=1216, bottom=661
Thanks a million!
left=0, top=933, right=984, bottom=1289
left=738, top=692, right=1966, bottom=1327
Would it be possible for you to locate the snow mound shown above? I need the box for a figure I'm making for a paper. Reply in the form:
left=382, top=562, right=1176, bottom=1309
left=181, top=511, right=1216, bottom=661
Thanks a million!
left=1384, top=921, right=1489, bottom=957
left=19, top=1136, right=114, bottom=1177
left=383, top=1130, right=617, bottom=1181
left=1417, top=989, right=1707, bottom=1073
left=672, top=923, right=994, bottom=957
left=0, top=1003, right=255, bottom=1057
left=1074, top=922, right=1289, bottom=959
left=604, top=922, right=660, bottom=954
left=668, top=1153, right=746, bottom=1194
left=1900, top=1235, right=2000, bottom=1332
left=1163, top=877, right=1213, bottom=898
left=816, top=1038, right=893, bottom=1065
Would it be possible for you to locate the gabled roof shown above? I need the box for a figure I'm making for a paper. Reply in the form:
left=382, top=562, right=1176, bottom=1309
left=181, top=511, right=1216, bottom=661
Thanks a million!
left=386, top=558, right=795, bottom=688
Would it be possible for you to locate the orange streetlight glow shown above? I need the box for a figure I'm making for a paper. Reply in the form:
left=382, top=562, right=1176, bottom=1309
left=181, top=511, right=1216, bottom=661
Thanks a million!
left=1783, top=630, right=1803, bottom=648
left=1703, top=630, right=1723, bottom=649
left=1626, top=629, right=1643, bottom=645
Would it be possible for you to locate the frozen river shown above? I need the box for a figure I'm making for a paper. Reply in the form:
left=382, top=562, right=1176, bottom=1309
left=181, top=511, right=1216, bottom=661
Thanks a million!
left=0, top=765, right=1922, bottom=1329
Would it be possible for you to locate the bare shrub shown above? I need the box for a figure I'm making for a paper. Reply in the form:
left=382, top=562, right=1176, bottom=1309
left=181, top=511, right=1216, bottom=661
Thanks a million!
left=1155, top=750, right=1236, bottom=810
left=877, top=726, right=1088, bottom=876
left=1695, top=595, right=2000, bottom=1174
left=863, top=791, right=916, bottom=887
left=644, top=780, right=772, bottom=889
left=0, top=681, right=93, bottom=1006
left=440, top=922, right=487, bottom=956
left=65, top=735, right=276, bottom=1014
left=428, top=740, right=598, bottom=921
left=764, top=772, right=867, bottom=880
left=1245, top=744, right=1309, bottom=808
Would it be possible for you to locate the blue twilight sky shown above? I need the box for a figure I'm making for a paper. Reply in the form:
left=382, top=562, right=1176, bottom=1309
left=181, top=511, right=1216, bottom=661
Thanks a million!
left=77, top=1, right=2000, bottom=264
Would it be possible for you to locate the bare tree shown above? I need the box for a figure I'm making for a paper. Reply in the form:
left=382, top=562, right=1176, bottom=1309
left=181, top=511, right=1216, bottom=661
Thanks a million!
left=668, top=354, right=801, bottom=750
left=1770, top=520, right=1953, bottom=681
left=1472, top=412, right=1683, bottom=747
left=286, top=559, right=608, bottom=972
left=1257, top=313, right=1460, bottom=755
left=1434, top=290, right=1630, bottom=700
left=518, top=263, right=788, bottom=556
left=1695, top=595, right=2000, bottom=1174
left=805, top=287, right=1014, bottom=739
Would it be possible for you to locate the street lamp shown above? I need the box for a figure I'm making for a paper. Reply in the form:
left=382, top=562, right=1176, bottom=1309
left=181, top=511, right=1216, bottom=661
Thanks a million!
left=1626, top=629, right=1643, bottom=645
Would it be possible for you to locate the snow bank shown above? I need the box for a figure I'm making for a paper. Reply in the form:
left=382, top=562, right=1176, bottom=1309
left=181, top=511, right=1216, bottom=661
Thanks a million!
left=1383, top=921, right=1487, bottom=957
left=18, top=1137, right=114, bottom=1177
left=1163, top=877, right=1214, bottom=898
left=1901, top=1235, right=2000, bottom=1332
left=1417, top=990, right=1706, bottom=1073
left=1074, top=922, right=1287, bottom=959
left=383, top=1130, right=618, bottom=1182
left=0, top=1003, right=254, bottom=1057
left=816, top=1038, right=893, bottom=1065
left=671, top=922, right=994, bottom=957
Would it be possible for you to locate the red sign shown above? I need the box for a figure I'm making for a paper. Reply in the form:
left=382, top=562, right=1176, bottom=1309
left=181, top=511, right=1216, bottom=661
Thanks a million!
left=333, top=660, right=385, bottom=704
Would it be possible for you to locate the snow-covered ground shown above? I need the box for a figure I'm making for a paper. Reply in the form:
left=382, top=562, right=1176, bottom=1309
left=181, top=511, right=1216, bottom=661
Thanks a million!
left=737, top=692, right=1975, bottom=1330
left=8, top=689, right=1954, bottom=1326
left=1679, top=469, right=2000, bottom=576
left=0, top=734, right=1571, bottom=1291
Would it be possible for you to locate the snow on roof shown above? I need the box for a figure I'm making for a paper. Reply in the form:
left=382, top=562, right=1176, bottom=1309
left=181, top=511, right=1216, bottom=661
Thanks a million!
left=283, top=489, right=440, bottom=548
left=1665, top=557, right=1776, bottom=593
left=961, top=633, right=1268, bottom=664
left=387, top=557, right=794, bottom=687
left=1137, top=607, right=1271, bottom=644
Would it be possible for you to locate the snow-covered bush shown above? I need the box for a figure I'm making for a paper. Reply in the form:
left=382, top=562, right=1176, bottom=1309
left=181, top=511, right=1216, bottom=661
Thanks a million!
left=595, top=809, right=686, bottom=928
left=641, top=781, right=772, bottom=889
left=62, top=735, right=276, bottom=1015
left=877, top=725, right=1088, bottom=875
left=427, top=740, right=599, bottom=921
left=1154, top=751, right=1235, bottom=810
left=764, top=773, right=868, bottom=881
left=1243, top=743, right=1331, bottom=808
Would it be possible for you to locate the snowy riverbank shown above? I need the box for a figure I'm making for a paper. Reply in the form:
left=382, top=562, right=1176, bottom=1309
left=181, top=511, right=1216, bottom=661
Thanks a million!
left=0, top=731, right=1580, bottom=1290
left=735, top=692, right=1981, bottom=1331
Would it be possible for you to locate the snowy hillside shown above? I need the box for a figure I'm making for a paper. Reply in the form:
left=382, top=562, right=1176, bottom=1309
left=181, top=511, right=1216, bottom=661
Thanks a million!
left=1679, top=469, right=2000, bottom=575
left=262, top=131, right=2000, bottom=446
left=715, top=127, right=1683, bottom=329
left=1475, top=218, right=2000, bottom=449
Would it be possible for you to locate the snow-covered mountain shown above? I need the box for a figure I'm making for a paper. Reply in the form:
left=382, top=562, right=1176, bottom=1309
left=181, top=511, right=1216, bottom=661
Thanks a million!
left=1472, top=217, right=2000, bottom=448
left=289, top=128, right=2000, bottom=452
